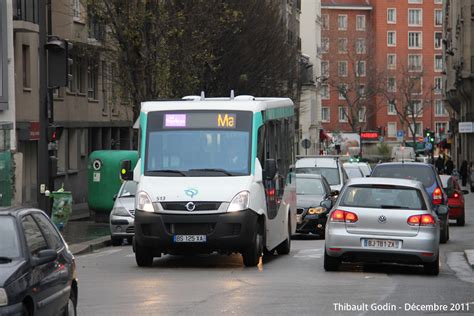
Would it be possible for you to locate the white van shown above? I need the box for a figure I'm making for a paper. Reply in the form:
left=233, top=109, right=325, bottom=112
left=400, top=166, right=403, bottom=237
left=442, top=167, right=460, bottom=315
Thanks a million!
left=121, top=95, right=297, bottom=267
left=295, top=156, right=347, bottom=192
left=391, top=146, right=415, bottom=162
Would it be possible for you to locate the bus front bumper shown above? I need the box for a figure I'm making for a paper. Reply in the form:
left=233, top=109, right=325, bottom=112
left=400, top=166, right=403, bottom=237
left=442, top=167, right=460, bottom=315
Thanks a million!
left=134, top=209, right=259, bottom=253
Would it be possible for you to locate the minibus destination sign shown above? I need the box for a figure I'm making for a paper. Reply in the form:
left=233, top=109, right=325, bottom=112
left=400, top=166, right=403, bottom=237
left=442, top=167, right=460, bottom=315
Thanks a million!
left=164, top=113, right=236, bottom=129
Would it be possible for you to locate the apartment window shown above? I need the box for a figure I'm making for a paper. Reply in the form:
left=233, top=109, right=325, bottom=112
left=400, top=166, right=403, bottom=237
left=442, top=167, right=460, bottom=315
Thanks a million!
left=408, top=100, right=423, bottom=117
left=338, top=61, right=348, bottom=77
left=356, top=61, right=366, bottom=77
left=409, top=122, right=423, bottom=137
left=435, top=55, right=443, bottom=71
left=434, top=32, right=442, bottom=49
left=321, top=84, right=330, bottom=99
left=408, top=9, right=422, bottom=26
left=87, top=63, right=98, bottom=100
left=338, top=38, right=348, bottom=53
left=57, top=130, right=67, bottom=172
left=435, top=122, right=448, bottom=137
left=408, top=54, right=422, bottom=71
left=322, top=14, right=329, bottom=30
left=358, top=107, right=366, bottom=122
left=80, top=129, right=88, bottom=157
left=68, top=129, right=78, bottom=170
left=387, top=122, right=397, bottom=137
left=76, top=57, right=85, bottom=94
left=408, top=32, right=422, bottom=49
left=388, top=101, right=397, bottom=115
left=434, top=0, right=442, bottom=4
left=67, top=57, right=75, bottom=93
left=388, top=77, right=397, bottom=92
left=339, top=84, right=348, bottom=100
left=73, top=0, right=80, bottom=18
left=338, top=15, right=347, bottom=30
left=411, top=77, right=422, bottom=94
left=356, top=15, right=366, bottom=31
left=387, top=31, right=396, bottom=46
left=339, top=106, right=348, bottom=122
left=434, top=77, right=442, bottom=94
left=387, top=54, right=396, bottom=69
left=408, top=0, right=423, bottom=3
left=101, top=61, right=108, bottom=113
left=356, top=38, right=366, bottom=54
left=321, top=38, right=329, bottom=53
left=22, top=45, right=30, bottom=88
left=435, top=10, right=442, bottom=27
left=321, top=61, right=329, bottom=78
left=358, top=84, right=366, bottom=99
left=321, top=107, right=330, bottom=122
left=387, top=8, right=396, bottom=23
left=435, top=99, right=447, bottom=116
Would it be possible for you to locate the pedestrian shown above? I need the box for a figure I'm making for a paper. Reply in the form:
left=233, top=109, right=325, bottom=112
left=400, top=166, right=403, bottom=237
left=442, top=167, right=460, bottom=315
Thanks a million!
left=436, top=154, right=445, bottom=174
left=445, top=156, right=454, bottom=175
left=460, top=160, right=468, bottom=186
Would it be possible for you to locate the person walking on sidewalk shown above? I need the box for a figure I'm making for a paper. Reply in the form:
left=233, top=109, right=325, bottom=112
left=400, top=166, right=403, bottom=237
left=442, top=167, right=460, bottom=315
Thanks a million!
left=436, top=154, right=445, bottom=174
left=445, top=156, right=454, bottom=175
left=460, top=160, right=468, bottom=186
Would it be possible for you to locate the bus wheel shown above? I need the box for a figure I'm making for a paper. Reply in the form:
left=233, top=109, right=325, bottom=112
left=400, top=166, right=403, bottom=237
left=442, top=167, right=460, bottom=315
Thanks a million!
left=242, top=225, right=263, bottom=267
left=276, top=216, right=291, bottom=255
left=135, top=240, right=154, bottom=267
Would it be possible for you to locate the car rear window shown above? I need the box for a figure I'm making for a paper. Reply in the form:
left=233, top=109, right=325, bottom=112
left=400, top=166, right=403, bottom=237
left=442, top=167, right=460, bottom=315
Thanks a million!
left=371, top=165, right=436, bottom=188
left=340, top=185, right=427, bottom=210
left=296, top=167, right=340, bottom=185
left=296, top=177, right=325, bottom=195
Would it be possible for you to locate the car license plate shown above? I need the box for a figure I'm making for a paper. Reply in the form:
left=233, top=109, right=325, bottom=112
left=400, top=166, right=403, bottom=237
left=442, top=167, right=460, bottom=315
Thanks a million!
left=173, top=235, right=207, bottom=243
left=363, top=239, right=400, bottom=249
left=296, top=214, right=303, bottom=224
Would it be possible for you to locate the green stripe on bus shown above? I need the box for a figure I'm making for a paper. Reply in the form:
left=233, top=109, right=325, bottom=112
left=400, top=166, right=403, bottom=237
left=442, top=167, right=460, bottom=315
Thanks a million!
left=264, top=106, right=294, bottom=121
left=252, top=112, right=263, bottom=174
left=140, top=112, right=147, bottom=175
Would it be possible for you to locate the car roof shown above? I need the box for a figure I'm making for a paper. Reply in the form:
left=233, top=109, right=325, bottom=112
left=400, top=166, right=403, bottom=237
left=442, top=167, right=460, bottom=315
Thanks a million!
left=296, top=157, right=338, bottom=168
left=375, top=162, right=432, bottom=167
left=0, top=207, right=43, bottom=217
left=296, top=173, right=324, bottom=179
left=345, top=177, right=424, bottom=189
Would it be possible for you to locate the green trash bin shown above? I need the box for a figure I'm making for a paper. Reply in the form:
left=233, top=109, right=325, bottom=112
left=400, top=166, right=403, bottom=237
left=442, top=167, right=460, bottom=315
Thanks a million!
left=50, top=190, right=73, bottom=231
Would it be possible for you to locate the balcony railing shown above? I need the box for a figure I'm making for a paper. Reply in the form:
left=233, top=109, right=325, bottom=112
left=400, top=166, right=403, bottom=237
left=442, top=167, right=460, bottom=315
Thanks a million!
left=13, top=0, right=38, bottom=24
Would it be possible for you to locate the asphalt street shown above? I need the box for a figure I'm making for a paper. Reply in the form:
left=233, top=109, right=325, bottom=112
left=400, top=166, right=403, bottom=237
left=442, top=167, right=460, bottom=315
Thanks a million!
left=76, top=192, right=474, bottom=316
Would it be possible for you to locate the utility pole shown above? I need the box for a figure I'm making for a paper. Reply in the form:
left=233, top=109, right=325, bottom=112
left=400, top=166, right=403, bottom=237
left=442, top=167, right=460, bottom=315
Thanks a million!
left=38, top=0, right=51, bottom=214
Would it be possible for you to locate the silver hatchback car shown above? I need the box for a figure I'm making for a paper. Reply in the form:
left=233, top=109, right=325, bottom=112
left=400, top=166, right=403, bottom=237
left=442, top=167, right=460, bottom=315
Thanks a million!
left=324, top=177, right=440, bottom=275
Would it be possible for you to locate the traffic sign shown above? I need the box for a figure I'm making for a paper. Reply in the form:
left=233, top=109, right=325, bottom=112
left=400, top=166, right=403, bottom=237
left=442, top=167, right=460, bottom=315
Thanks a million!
left=425, top=142, right=433, bottom=150
left=301, top=139, right=311, bottom=149
left=396, top=130, right=404, bottom=137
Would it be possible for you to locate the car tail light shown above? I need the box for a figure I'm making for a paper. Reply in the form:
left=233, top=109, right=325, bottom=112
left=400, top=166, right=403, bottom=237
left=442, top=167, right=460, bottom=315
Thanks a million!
left=432, top=187, right=442, bottom=205
left=407, top=214, right=436, bottom=226
left=453, top=192, right=459, bottom=198
left=330, top=210, right=358, bottom=223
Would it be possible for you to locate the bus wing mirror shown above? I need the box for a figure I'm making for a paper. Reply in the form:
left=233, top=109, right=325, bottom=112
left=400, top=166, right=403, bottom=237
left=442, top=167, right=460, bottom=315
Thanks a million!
left=120, top=160, right=133, bottom=181
left=264, top=159, right=277, bottom=180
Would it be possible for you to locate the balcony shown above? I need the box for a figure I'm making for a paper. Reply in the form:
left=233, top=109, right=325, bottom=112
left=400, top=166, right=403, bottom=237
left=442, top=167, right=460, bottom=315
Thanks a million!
left=13, top=0, right=39, bottom=33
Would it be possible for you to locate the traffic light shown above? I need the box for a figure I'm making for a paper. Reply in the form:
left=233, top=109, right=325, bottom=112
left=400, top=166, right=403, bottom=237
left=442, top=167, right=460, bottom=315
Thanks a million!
left=46, top=36, right=73, bottom=88
left=47, top=125, right=63, bottom=142
left=424, top=128, right=431, bottom=138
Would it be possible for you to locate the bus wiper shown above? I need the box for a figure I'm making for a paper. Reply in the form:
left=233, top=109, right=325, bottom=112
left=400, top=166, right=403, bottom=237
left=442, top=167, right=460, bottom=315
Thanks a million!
left=0, top=257, right=12, bottom=263
left=380, top=205, right=408, bottom=209
left=147, top=169, right=187, bottom=176
left=189, top=168, right=235, bottom=176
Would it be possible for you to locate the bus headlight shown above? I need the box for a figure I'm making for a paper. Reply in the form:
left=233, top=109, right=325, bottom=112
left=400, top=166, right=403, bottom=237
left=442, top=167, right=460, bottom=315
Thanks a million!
left=227, top=191, right=250, bottom=213
left=136, top=191, right=154, bottom=213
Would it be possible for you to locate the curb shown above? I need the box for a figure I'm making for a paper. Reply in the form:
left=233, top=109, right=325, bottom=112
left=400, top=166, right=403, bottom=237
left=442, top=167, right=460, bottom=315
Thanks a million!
left=68, top=235, right=111, bottom=256
left=464, top=249, right=474, bottom=269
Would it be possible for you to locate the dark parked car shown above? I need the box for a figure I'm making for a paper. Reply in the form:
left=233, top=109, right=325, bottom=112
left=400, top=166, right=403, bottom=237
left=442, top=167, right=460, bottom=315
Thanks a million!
left=371, top=162, right=450, bottom=243
left=0, top=207, right=78, bottom=316
left=296, top=174, right=336, bottom=236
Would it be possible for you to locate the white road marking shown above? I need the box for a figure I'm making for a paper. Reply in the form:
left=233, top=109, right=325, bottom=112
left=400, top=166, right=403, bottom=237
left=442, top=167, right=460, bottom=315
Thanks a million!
left=293, top=248, right=323, bottom=259
left=446, top=252, right=474, bottom=283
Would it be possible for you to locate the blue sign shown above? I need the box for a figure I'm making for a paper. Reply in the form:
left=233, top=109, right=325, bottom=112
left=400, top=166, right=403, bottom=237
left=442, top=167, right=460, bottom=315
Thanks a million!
left=396, top=130, right=404, bottom=137
left=425, top=142, right=433, bottom=150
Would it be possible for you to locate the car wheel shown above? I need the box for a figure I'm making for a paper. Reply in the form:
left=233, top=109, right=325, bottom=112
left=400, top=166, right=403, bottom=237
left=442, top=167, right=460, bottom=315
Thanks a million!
left=64, top=288, right=77, bottom=316
left=424, top=256, right=439, bottom=276
left=111, top=236, right=122, bottom=246
left=22, top=303, right=30, bottom=316
left=276, top=216, right=291, bottom=255
left=324, top=250, right=340, bottom=271
left=135, top=240, right=154, bottom=267
left=242, top=223, right=263, bottom=267
left=127, top=237, right=133, bottom=244
left=457, top=216, right=465, bottom=226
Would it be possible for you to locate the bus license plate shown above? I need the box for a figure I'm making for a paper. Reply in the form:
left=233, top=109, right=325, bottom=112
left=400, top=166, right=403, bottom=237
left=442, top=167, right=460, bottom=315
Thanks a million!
left=363, top=239, right=400, bottom=249
left=174, top=235, right=207, bottom=243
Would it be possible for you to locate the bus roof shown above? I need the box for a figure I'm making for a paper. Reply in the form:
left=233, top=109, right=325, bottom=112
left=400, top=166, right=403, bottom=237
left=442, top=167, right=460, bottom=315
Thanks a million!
left=140, top=96, right=294, bottom=114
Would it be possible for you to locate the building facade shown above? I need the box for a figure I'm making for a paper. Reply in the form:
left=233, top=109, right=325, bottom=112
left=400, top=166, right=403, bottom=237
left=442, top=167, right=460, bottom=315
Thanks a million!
left=444, top=0, right=474, bottom=166
left=12, top=0, right=133, bottom=208
left=320, top=0, right=448, bottom=149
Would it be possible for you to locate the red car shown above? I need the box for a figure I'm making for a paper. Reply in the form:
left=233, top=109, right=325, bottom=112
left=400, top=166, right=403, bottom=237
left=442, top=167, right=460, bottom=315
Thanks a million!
left=440, top=175, right=468, bottom=226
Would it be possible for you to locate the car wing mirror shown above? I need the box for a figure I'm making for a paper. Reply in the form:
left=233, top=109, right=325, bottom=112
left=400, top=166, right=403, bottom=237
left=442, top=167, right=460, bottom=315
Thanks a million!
left=33, top=249, right=58, bottom=266
left=433, top=204, right=448, bottom=216
left=320, top=199, right=332, bottom=210
left=330, top=190, right=340, bottom=197
left=462, top=190, right=469, bottom=195
left=113, top=194, right=118, bottom=201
